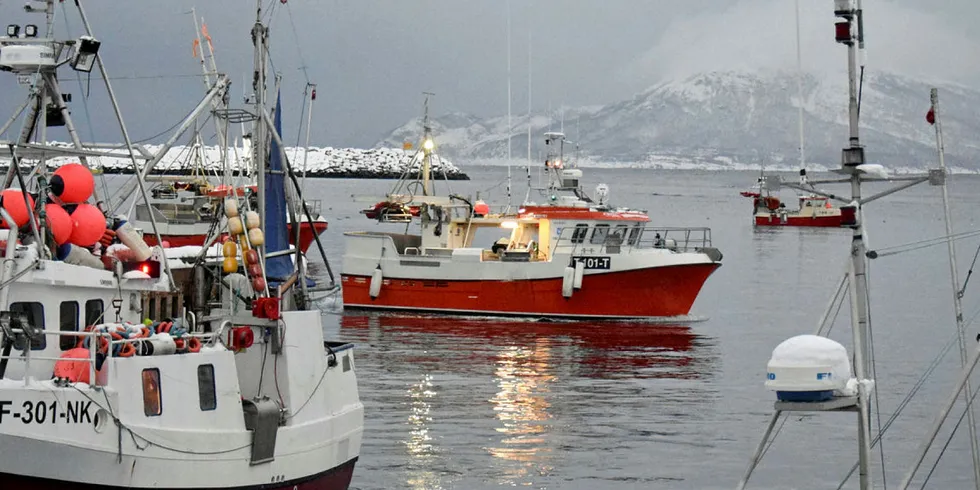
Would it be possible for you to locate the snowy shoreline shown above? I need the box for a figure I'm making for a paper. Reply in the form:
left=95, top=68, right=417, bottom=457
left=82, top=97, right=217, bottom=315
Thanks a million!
left=0, top=145, right=470, bottom=180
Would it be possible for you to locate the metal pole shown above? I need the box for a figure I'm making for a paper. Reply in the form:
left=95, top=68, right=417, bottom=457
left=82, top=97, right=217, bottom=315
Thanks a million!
left=931, top=87, right=980, bottom=488
left=735, top=411, right=783, bottom=490
left=253, top=0, right=267, bottom=251
left=795, top=0, right=807, bottom=186
left=841, top=6, right=873, bottom=488
left=73, top=0, right=175, bottom=290
left=899, top=343, right=980, bottom=489
left=506, top=0, right=513, bottom=211
left=41, top=72, right=96, bottom=196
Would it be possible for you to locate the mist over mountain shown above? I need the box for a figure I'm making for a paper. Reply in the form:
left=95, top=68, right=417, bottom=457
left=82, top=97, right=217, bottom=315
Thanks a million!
left=377, top=69, right=980, bottom=172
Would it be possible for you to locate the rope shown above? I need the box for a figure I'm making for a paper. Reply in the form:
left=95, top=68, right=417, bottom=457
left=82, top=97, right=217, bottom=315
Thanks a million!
left=920, top=380, right=980, bottom=489
left=870, top=230, right=980, bottom=259
left=284, top=1, right=311, bottom=85
left=70, top=385, right=251, bottom=456
left=958, top=241, right=980, bottom=299
left=0, top=259, right=40, bottom=292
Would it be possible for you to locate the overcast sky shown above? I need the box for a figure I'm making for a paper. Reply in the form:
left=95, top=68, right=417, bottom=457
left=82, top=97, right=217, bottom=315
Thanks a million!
left=0, top=0, right=976, bottom=148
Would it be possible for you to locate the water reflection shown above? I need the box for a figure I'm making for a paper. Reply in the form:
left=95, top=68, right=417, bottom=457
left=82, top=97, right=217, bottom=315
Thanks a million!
left=341, top=313, right=718, bottom=488
left=340, top=313, right=711, bottom=380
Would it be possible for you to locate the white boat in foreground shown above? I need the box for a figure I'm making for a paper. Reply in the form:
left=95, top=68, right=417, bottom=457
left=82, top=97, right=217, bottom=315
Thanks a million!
left=0, top=2, right=361, bottom=488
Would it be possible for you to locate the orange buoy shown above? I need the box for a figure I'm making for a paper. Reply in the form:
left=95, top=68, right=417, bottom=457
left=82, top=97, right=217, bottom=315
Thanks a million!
left=53, top=347, right=92, bottom=383
left=0, top=189, right=35, bottom=228
left=51, top=163, right=95, bottom=204
left=68, top=203, right=107, bottom=247
left=44, top=203, right=72, bottom=245
left=473, top=200, right=490, bottom=216
left=222, top=240, right=238, bottom=258
left=186, top=336, right=202, bottom=353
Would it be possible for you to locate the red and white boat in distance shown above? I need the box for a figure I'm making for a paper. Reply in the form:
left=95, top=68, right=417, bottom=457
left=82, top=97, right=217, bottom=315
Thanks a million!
left=342, top=131, right=723, bottom=319
left=741, top=173, right=853, bottom=227
left=132, top=180, right=328, bottom=252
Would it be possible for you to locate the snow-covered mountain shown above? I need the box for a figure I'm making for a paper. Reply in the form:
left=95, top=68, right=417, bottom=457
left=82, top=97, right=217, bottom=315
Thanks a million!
left=376, top=70, right=980, bottom=172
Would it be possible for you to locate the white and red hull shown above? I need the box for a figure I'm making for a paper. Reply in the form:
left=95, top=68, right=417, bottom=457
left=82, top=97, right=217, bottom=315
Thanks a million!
left=139, top=220, right=327, bottom=253
left=754, top=213, right=843, bottom=227
left=342, top=263, right=719, bottom=318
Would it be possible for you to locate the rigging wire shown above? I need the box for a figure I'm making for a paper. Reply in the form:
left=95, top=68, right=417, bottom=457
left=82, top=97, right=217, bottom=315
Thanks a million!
left=920, top=378, right=980, bottom=489
left=870, top=229, right=980, bottom=258
left=283, top=0, right=311, bottom=85
left=958, top=241, right=980, bottom=299
left=864, top=259, right=888, bottom=487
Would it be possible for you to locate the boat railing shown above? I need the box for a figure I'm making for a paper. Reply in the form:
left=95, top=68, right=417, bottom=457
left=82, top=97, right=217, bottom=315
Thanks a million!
left=0, top=328, right=215, bottom=386
left=631, top=227, right=713, bottom=253
left=294, top=199, right=322, bottom=218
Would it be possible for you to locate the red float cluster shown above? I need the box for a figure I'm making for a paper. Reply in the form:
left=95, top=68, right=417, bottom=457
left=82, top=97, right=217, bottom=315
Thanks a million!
left=1, top=163, right=106, bottom=247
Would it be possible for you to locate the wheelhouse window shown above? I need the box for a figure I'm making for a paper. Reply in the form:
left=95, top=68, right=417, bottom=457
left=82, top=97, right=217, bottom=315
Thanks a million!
left=570, top=224, right=589, bottom=244
left=627, top=225, right=642, bottom=245
left=613, top=224, right=628, bottom=242
left=142, top=368, right=162, bottom=416
left=59, top=301, right=79, bottom=351
left=84, top=299, right=104, bottom=327
left=590, top=224, right=610, bottom=245
left=197, top=364, right=217, bottom=411
left=10, top=302, right=45, bottom=350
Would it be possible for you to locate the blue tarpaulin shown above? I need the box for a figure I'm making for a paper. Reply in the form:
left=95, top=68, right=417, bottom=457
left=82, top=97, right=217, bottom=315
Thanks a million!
left=263, top=91, right=293, bottom=281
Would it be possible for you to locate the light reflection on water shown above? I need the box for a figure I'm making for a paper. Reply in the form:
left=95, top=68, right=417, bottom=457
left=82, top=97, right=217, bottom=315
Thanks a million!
left=339, top=312, right=718, bottom=489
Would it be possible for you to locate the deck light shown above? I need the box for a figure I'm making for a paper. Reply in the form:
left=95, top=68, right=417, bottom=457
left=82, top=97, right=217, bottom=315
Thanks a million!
left=500, top=220, right=518, bottom=229
left=23, top=25, right=37, bottom=38
left=6, top=25, right=19, bottom=38
left=422, top=138, right=434, bottom=151
left=70, top=35, right=101, bottom=73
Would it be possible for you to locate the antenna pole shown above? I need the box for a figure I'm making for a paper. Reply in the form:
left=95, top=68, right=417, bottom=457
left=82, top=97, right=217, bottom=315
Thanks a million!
left=795, top=0, right=807, bottom=186
left=932, top=88, right=980, bottom=489
left=252, top=0, right=267, bottom=240
left=832, top=2, right=872, bottom=488
left=506, top=0, right=512, bottom=211
left=524, top=6, right=533, bottom=205
left=421, top=92, right=434, bottom=197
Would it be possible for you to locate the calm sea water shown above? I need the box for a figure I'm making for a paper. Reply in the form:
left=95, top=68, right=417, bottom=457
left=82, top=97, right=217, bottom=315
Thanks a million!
left=299, top=166, right=980, bottom=489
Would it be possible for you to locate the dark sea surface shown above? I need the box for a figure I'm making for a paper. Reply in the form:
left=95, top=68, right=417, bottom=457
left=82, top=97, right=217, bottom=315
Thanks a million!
left=300, top=166, right=980, bottom=489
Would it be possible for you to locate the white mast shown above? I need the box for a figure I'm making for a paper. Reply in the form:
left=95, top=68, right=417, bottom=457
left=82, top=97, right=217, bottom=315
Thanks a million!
left=506, top=0, right=512, bottom=210
left=524, top=3, right=533, bottom=204
left=795, top=0, right=807, bottom=186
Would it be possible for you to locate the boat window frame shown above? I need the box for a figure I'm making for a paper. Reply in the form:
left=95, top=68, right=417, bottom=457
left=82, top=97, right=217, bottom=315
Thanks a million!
left=570, top=224, right=590, bottom=244
left=10, top=301, right=45, bottom=351
left=197, top=364, right=217, bottom=411
left=590, top=224, right=610, bottom=245
left=142, top=368, right=162, bottom=417
left=59, top=301, right=79, bottom=351
left=84, top=299, right=104, bottom=327
left=627, top=225, right=642, bottom=245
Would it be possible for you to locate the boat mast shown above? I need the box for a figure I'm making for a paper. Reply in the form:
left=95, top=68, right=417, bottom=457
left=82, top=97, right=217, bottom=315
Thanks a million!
left=524, top=9, right=533, bottom=205
left=506, top=0, right=513, bottom=211
left=420, top=92, right=434, bottom=197
left=832, top=1, right=874, bottom=487
left=795, top=0, right=807, bottom=187
left=252, top=0, right=268, bottom=237
left=930, top=88, right=980, bottom=488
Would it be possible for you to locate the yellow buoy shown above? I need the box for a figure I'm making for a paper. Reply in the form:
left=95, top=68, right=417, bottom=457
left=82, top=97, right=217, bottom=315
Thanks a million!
left=244, top=211, right=261, bottom=230
left=248, top=228, right=265, bottom=247
left=222, top=240, right=238, bottom=258
left=222, top=257, right=238, bottom=274
left=224, top=198, right=239, bottom=218
left=228, top=216, right=244, bottom=235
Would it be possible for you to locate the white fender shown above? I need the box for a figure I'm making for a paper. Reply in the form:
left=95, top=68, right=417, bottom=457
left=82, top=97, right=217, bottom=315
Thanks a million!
left=369, top=267, right=383, bottom=299
left=561, top=266, right=574, bottom=298
left=573, top=261, right=585, bottom=289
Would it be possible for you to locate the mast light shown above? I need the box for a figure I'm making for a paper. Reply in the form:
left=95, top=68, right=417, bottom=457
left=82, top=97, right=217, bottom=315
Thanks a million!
left=422, top=138, right=434, bottom=151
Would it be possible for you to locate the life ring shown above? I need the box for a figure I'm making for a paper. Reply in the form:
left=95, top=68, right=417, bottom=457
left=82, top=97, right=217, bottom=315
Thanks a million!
left=186, top=336, right=202, bottom=353
left=173, top=337, right=186, bottom=353
left=138, top=327, right=151, bottom=339
left=117, top=342, right=136, bottom=358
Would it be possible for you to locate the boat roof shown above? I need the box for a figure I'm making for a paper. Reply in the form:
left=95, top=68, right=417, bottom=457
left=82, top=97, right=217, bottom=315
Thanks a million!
left=518, top=205, right=650, bottom=223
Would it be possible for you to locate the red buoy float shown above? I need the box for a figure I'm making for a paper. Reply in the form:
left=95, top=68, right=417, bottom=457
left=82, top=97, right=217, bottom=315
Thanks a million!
left=69, top=203, right=107, bottom=247
left=44, top=203, right=72, bottom=245
left=51, top=163, right=95, bottom=203
left=0, top=188, right=34, bottom=228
